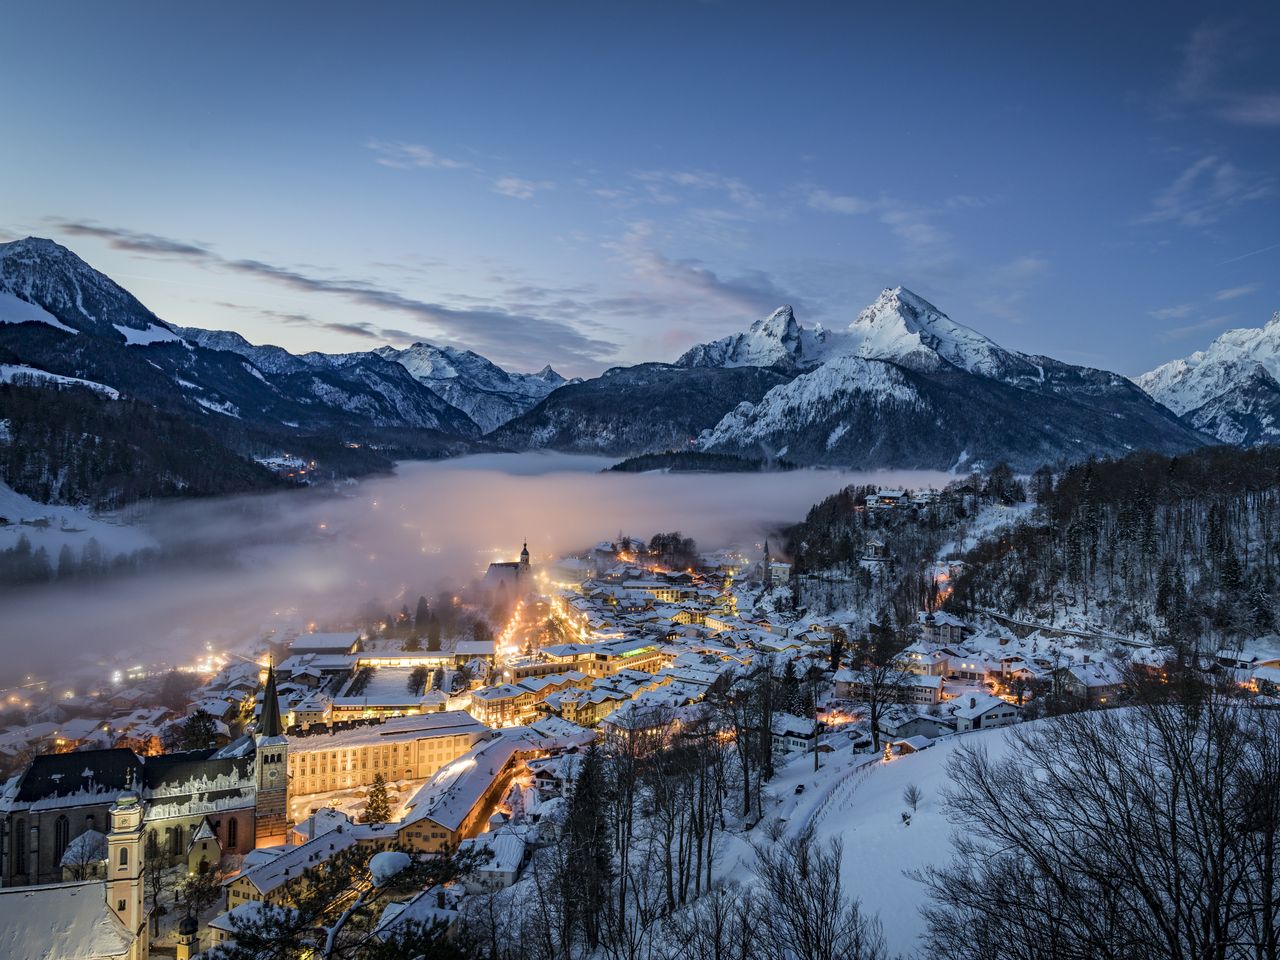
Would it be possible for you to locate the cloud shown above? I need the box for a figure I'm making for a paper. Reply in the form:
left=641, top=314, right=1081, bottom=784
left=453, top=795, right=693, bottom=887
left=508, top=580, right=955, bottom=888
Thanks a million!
left=805, top=188, right=951, bottom=251
left=1135, top=155, right=1272, bottom=227
left=49, top=220, right=617, bottom=371
left=366, top=139, right=470, bottom=170
left=609, top=221, right=804, bottom=322
left=1158, top=314, right=1234, bottom=341
left=1174, top=21, right=1280, bottom=127
left=1216, top=283, right=1260, bottom=301
left=633, top=170, right=765, bottom=213
left=1148, top=303, right=1196, bottom=321
left=806, top=189, right=875, bottom=215
left=990, top=256, right=1049, bottom=285
left=492, top=176, right=554, bottom=200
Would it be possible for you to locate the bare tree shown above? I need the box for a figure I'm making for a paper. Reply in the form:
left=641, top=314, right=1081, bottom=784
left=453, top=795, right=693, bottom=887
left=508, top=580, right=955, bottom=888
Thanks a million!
left=752, top=832, right=886, bottom=960
left=917, top=687, right=1280, bottom=960
left=903, top=783, right=922, bottom=813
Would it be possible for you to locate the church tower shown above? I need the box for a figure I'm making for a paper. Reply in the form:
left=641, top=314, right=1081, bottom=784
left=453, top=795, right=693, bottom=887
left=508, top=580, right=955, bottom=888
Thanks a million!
left=106, top=786, right=148, bottom=955
left=254, top=662, right=290, bottom=847
left=519, top=540, right=530, bottom=572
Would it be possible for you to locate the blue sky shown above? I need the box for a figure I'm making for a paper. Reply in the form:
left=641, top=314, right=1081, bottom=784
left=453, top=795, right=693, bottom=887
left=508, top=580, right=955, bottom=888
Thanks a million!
left=1, top=1, right=1277, bottom=377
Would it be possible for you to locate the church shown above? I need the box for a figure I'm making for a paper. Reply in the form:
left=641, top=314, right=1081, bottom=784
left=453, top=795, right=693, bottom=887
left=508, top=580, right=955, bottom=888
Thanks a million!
left=0, top=663, right=290, bottom=889
left=484, top=540, right=534, bottom=596
left=0, top=664, right=293, bottom=959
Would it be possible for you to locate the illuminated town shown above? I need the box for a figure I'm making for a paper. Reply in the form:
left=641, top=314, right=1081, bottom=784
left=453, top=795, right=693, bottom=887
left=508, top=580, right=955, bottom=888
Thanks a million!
left=4, top=475, right=1280, bottom=960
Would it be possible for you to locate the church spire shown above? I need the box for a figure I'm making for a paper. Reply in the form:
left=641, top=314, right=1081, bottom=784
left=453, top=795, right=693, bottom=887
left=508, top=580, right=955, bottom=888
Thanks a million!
left=259, top=660, right=284, bottom=739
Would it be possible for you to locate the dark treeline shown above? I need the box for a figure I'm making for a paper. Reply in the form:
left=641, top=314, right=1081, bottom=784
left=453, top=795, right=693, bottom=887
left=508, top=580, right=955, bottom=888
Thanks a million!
left=0, top=381, right=283, bottom=508
left=781, top=467, right=1024, bottom=627
left=608, top=451, right=797, bottom=473
left=950, top=446, right=1280, bottom=650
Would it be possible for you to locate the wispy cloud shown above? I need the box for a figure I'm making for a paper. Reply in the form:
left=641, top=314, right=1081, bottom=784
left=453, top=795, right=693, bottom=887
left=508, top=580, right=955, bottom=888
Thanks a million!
left=608, top=221, right=802, bottom=320
left=804, top=189, right=952, bottom=251
left=1148, top=303, right=1196, bottom=321
left=1216, top=283, right=1260, bottom=301
left=1158, top=314, right=1235, bottom=341
left=1135, top=155, right=1272, bottom=227
left=632, top=170, right=765, bottom=214
left=366, top=139, right=470, bottom=170
left=492, top=176, right=554, bottom=200
left=51, top=220, right=617, bottom=370
left=1174, top=21, right=1280, bottom=127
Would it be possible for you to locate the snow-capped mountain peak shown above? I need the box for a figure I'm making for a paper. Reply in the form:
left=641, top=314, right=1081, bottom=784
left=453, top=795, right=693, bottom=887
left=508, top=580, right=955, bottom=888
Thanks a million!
left=1136, top=310, right=1280, bottom=445
left=0, top=236, right=179, bottom=342
left=841, top=286, right=1016, bottom=377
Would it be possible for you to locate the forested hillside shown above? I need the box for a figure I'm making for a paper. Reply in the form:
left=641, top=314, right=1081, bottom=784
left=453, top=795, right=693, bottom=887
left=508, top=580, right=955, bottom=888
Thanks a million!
left=949, top=447, right=1280, bottom=651
left=0, top=382, right=283, bottom=508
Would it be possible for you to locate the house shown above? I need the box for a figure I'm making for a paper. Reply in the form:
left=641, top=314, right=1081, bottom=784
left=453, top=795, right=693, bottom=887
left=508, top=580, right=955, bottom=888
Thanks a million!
left=918, top=611, right=967, bottom=646
left=876, top=709, right=955, bottom=741
left=771, top=713, right=819, bottom=756
left=834, top=669, right=943, bottom=706
left=457, top=827, right=529, bottom=892
left=947, top=694, right=1020, bottom=732
left=1056, top=659, right=1125, bottom=706
left=397, top=737, right=527, bottom=853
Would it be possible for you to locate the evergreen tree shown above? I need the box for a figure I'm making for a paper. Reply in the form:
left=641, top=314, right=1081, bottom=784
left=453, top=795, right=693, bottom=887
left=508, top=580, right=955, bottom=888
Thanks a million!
left=362, top=772, right=391, bottom=824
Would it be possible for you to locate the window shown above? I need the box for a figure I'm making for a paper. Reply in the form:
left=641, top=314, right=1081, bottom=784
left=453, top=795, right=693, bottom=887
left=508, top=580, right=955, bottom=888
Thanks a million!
left=54, top=816, right=70, bottom=861
left=227, top=818, right=238, bottom=849
left=119, top=847, right=129, bottom=868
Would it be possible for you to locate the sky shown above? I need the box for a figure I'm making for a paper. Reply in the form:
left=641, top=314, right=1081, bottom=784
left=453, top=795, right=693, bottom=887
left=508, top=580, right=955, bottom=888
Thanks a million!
left=1, top=0, right=1277, bottom=378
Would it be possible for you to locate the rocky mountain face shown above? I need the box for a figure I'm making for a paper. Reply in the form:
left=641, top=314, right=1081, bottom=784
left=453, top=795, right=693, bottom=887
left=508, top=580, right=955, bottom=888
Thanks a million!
left=488, top=363, right=793, bottom=456
left=1135, top=313, right=1280, bottom=446
left=0, top=238, right=502, bottom=503
left=681, top=287, right=1208, bottom=471
left=374, top=342, right=573, bottom=433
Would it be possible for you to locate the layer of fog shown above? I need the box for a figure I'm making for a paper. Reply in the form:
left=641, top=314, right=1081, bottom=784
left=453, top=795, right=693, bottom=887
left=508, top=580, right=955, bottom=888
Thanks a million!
left=0, top=453, right=953, bottom=686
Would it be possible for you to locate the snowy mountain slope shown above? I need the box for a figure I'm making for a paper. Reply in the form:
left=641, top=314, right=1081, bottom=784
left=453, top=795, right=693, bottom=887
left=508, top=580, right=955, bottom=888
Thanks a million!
left=376, top=342, right=574, bottom=432
left=697, top=356, right=1204, bottom=471
left=687, top=288, right=1206, bottom=469
left=489, top=363, right=793, bottom=456
left=0, top=237, right=179, bottom=341
left=680, top=287, right=1035, bottom=380
left=0, top=238, right=494, bottom=505
left=677, top=305, right=826, bottom=370
left=1135, top=312, right=1280, bottom=445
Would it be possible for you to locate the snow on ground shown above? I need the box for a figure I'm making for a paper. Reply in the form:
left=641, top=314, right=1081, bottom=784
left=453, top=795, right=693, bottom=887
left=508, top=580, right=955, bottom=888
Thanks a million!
left=114, top=322, right=184, bottom=345
left=937, top=499, right=1035, bottom=557
left=0, top=481, right=157, bottom=557
left=195, top=396, right=241, bottom=418
left=0, top=363, right=119, bottom=399
left=808, top=728, right=1020, bottom=958
left=0, top=290, right=78, bottom=333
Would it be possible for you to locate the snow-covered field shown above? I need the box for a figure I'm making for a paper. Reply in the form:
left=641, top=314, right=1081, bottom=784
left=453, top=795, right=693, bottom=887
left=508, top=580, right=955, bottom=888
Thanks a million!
left=701, top=728, right=1023, bottom=958
left=0, top=481, right=157, bottom=557
left=0, top=363, right=119, bottom=398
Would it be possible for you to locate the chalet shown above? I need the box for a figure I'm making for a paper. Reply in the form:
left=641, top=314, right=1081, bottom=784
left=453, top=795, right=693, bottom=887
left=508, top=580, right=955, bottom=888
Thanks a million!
left=1056, top=659, right=1125, bottom=706
left=947, top=694, right=1020, bottom=732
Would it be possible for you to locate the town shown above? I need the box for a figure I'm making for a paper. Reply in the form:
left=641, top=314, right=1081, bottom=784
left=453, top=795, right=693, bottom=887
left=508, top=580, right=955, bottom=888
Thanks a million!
left=4, top=472, right=1280, bottom=960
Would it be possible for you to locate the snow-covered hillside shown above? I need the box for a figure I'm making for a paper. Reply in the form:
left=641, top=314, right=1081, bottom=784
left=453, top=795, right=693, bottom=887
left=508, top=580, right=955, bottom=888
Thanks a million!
left=0, top=237, right=179, bottom=340
left=1136, top=311, right=1280, bottom=445
left=377, top=342, right=572, bottom=433
left=686, top=288, right=1205, bottom=469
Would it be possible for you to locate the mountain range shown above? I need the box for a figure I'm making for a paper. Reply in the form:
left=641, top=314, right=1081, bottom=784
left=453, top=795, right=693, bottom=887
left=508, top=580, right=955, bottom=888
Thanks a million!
left=0, top=235, right=1275, bottom=506
left=1135, top=313, right=1280, bottom=447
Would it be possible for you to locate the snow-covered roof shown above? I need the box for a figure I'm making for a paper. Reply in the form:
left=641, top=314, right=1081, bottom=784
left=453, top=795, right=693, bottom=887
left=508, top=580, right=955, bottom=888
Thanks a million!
left=401, top=738, right=524, bottom=833
left=228, top=827, right=359, bottom=896
left=458, top=827, right=526, bottom=876
left=0, top=880, right=134, bottom=960
left=58, top=829, right=107, bottom=867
